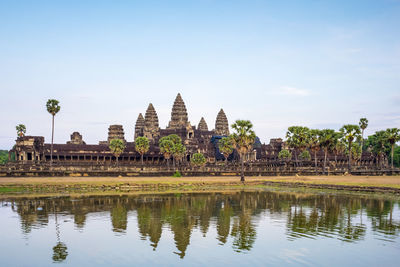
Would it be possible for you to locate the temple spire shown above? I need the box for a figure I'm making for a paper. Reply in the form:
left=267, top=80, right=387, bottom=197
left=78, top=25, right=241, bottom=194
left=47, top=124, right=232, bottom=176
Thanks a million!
left=167, top=93, right=189, bottom=129
left=134, top=113, right=145, bottom=139
left=144, top=103, right=160, bottom=141
left=198, top=117, right=208, bottom=131
left=215, top=109, right=229, bottom=136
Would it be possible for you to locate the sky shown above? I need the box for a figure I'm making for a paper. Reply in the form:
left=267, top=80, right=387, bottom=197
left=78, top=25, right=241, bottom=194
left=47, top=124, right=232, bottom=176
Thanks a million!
left=0, top=0, right=399, bottom=149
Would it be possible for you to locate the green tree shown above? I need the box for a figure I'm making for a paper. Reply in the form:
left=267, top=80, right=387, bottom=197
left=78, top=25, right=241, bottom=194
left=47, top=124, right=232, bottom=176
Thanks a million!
left=159, top=138, right=174, bottom=168
left=16, top=124, right=26, bottom=137
left=231, top=120, right=256, bottom=182
left=365, top=131, right=390, bottom=168
left=46, top=99, right=61, bottom=166
left=286, top=126, right=310, bottom=165
left=191, top=153, right=207, bottom=167
left=278, top=149, right=292, bottom=161
left=359, top=118, right=368, bottom=153
left=299, top=150, right=311, bottom=161
left=319, top=129, right=336, bottom=174
left=109, top=138, right=126, bottom=166
left=218, top=136, right=234, bottom=164
left=385, top=128, right=400, bottom=169
left=135, top=136, right=150, bottom=165
left=339, top=124, right=361, bottom=172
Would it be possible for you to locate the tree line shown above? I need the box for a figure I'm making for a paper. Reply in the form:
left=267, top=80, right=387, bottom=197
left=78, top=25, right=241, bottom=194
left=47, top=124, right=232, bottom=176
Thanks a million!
left=279, top=118, right=400, bottom=172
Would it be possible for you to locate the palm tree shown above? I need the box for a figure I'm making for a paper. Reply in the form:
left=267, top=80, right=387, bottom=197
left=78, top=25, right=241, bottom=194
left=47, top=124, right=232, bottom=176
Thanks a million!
left=309, top=129, right=321, bottom=173
left=135, top=136, right=150, bottom=165
left=339, top=124, right=361, bottom=173
left=332, top=132, right=345, bottom=165
left=109, top=138, right=126, bottom=166
left=286, top=126, right=310, bottom=166
left=231, top=120, right=256, bottom=182
left=359, top=118, right=368, bottom=152
left=366, top=131, right=389, bottom=168
left=16, top=124, right=26, bottom=137
left=385, top=128, right=400, bottom=169
left=46, top=99, right=61, bottom=166
left=172, top=142, right=186, bottom=168
left=218, top=136, right=234, bottom=164
left=319, top=129, right=336, bottom=174
left=159, top=134, right=183, bottom=168
left=159, top=138, right=174, bottom=168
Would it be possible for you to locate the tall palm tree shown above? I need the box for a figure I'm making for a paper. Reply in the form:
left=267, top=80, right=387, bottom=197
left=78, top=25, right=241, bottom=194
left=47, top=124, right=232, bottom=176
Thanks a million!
left=309, top=129, right=321, bottom=173
left=385, top=128, right=400, bottom=169
left=16, top=124, right=26, bottom=137
left=332, top=132, right=345, bottom=165
left=359, top=118, right=368, bottom=153
left=109, top=138, right=126, bottom=166
left=46, top=99, right=61, bottom=166
left=319, top=129, right=336, bottom=175
left=231, top=120, right=256, bottom=182
left=286, top=126, right=310, bottom=166
left=218, top=136, right=234, bottom=164
left=159, top=138, right=174, bottom=169
left=135, top=136, right=150, bottom=165
left=339, top=124, right=361, bottom=173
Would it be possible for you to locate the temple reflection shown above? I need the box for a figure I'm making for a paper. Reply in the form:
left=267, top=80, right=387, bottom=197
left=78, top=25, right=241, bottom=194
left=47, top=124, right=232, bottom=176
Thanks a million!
left=3, top=191, right=400, bottom=259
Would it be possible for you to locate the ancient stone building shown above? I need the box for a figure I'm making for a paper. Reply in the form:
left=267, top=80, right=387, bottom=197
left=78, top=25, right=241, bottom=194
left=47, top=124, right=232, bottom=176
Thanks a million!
left=10, top=92, right=373, bottom=169
left=10, top=93, right=235, bottom=165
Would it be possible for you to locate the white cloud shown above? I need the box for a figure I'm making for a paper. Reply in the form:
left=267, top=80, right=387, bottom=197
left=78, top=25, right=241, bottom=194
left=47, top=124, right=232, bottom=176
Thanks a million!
left=279, top=86, right=310, bottom=96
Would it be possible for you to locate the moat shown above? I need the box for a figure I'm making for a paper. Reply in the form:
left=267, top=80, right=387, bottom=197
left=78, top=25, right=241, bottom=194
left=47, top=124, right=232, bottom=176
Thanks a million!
left=1, top=189, right=399, bottom=266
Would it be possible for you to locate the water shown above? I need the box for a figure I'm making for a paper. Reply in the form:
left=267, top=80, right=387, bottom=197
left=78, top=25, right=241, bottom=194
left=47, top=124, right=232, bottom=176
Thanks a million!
left=1, top=189, right=399, bottom=266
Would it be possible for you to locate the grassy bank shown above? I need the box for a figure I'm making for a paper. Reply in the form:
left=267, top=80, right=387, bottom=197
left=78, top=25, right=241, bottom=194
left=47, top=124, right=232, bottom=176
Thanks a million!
left=0, top=175, right=400, bottom=196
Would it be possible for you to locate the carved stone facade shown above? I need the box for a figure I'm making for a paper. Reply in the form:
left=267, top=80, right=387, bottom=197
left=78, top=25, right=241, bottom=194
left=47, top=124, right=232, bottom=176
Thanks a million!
left=143, top=103, right=160, bottom=142
left=67, top=132, right=85, bottom=145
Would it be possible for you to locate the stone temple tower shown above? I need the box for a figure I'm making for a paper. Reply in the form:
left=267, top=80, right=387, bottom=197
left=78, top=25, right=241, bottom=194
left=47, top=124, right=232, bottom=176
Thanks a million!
left=143, top=103, right=160, bottom=141
left=134, top=113, right=145, bottom=139
left=198, top=117, right=208, bottom=131
left=167, top=93, right=189, bottom=129
left=215, top=109, right=229, bottom=136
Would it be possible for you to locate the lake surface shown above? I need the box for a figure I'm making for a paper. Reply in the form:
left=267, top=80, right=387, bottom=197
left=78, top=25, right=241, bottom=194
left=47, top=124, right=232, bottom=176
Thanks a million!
left=1, top=189, right=400, bottom=266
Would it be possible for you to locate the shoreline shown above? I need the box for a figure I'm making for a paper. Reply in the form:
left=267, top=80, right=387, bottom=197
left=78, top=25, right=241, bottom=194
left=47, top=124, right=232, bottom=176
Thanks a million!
left=1, top=175, right=400, bottom=196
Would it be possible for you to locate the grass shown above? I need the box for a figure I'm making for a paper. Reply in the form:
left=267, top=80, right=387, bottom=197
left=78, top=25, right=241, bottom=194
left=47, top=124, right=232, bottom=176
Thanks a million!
left=0, top=175, right=399, bottom=197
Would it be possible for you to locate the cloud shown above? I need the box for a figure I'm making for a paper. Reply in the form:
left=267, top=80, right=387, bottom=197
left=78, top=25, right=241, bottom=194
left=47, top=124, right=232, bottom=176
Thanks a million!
left=279, top=86, right=310, bottom=96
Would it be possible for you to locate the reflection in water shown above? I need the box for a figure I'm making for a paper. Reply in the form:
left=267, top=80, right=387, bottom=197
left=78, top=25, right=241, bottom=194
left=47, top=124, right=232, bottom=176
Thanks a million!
left=3, top=190, right=400, bottom=260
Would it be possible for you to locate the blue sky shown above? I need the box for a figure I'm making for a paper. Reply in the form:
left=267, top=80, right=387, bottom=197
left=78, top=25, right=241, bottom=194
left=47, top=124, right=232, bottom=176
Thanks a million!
left=0, top=0, right=399, bottom=149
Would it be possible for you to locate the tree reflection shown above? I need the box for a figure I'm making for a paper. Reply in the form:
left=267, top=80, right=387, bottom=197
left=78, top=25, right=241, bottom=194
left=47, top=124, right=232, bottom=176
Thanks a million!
left=8, top=190, right=400, bottom=259
left=52, top=242, right=68, bottom=262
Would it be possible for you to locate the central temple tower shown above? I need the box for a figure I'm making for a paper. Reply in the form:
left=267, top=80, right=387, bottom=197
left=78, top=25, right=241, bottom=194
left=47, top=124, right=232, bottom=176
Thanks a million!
left=167, top=93, right=189, bottom=129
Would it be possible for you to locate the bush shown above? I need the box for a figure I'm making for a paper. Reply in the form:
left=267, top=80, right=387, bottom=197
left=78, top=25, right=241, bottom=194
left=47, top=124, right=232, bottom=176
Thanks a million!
left=278, top=149, right=292, bottom=160
left=172, top=170, right=182, bottom=177
left=299, top=150, right=311, bottom=161
left=191, top=153, right=206, bottom=166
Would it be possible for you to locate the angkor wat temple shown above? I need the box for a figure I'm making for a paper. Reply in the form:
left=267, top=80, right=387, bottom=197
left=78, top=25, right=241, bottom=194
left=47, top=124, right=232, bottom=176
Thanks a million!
left=3, top=93, right=387, bottom=176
